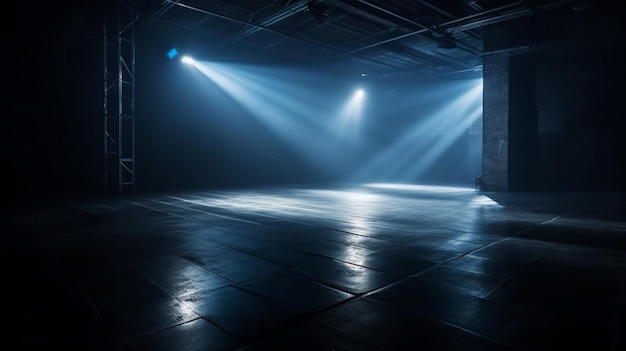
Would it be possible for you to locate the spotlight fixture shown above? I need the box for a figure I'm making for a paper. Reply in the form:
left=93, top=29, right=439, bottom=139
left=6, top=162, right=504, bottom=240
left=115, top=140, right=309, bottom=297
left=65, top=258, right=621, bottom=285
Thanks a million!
left=165, top=47, right=179, bottom=60
left=437, top=31, right=457, bottom=49
left=438, top=38, right=456, bottom=49
left=307, top=1, right=329, bottom=23
left=181, top=56, right=194, bottom=64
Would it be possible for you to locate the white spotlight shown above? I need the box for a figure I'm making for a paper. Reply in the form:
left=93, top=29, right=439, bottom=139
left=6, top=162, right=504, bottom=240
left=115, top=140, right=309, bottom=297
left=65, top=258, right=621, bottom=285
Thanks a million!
left=181, top=56, right=194, bottom=64
left=355, top=89, right=365, bottom=98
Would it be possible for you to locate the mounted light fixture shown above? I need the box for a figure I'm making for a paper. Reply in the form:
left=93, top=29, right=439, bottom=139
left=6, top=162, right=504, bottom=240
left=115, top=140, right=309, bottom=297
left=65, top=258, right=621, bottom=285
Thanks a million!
left=437, top=30, right=457, bottom=49
left=181, top=56, right=195, bottom=64
left=165, top=47, right=179, bottom=60
left=307, top=1, right=329, bottom=23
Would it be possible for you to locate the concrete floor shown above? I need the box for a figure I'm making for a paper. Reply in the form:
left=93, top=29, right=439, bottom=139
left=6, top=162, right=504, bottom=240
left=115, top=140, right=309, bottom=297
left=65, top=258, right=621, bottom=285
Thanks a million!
left=4, top=183, right=625, bottom=350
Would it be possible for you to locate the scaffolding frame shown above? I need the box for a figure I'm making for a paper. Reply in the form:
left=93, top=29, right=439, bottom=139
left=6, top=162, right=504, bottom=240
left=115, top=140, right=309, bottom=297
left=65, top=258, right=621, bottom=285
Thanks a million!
left=104, top=0, right=136, bottom=192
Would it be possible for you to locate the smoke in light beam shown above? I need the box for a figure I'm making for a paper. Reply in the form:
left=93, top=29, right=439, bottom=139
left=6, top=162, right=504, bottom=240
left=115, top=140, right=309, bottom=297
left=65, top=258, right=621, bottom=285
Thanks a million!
left=335, top=88, right=366, bottom=146
left=349, top=79, right=483, bottom=183
left=184, top=61, right=366, bottom=175
left=180, top=59, right=482, bottom=184
left=340, top=88, right=365, bottom=120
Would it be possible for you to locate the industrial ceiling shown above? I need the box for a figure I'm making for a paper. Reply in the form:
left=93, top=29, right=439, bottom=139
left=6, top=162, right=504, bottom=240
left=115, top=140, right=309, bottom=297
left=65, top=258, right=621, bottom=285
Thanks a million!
left=59, top=0, right=620, bottom=79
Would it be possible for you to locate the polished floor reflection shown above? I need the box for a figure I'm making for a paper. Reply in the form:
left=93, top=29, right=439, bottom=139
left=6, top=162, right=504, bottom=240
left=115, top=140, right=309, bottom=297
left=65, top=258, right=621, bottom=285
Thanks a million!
left=5, top=183, right=625, bottom=350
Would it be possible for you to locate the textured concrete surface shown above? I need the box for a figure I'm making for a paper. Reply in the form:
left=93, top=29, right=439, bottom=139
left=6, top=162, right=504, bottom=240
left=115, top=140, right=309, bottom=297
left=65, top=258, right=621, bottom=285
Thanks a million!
left=4, top=183, right=625, bottom=350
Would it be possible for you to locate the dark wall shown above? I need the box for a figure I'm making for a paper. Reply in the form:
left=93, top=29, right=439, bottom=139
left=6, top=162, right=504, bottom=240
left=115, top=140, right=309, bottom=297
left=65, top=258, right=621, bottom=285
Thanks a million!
left=483, top=2, right=626, bottom=192
left=8, top=2, right=105, bottom=207
left=508, top=56, right=538, bottom=191
left=502, top=42, right=626, bottom=192
left=533, top=44, right=626, bottom=191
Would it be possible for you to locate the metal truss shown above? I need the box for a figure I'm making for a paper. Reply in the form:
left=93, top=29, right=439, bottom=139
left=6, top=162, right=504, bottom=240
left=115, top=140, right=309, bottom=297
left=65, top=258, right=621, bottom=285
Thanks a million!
left=104, top=0, right=136, bottom=192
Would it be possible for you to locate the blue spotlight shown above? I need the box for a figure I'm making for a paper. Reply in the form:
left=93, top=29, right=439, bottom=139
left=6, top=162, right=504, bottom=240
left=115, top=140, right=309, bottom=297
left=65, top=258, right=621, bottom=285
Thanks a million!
left=338, top=88, right=365, bottom=120
left=349, top=78, right=483, bottom=183
left=344, top=88, right=365, bottom=114
left=332, top=87, right=367, bottom=146
left=165, top=47, right=179, bottom=60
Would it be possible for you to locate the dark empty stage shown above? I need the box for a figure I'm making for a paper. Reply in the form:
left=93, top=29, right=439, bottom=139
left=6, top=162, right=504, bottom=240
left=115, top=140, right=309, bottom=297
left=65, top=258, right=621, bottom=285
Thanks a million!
left=5, top=183, right=625, bottom=350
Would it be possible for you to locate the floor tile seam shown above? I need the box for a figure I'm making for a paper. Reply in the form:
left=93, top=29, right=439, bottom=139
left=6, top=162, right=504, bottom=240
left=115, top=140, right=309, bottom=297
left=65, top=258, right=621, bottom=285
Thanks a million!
left=166, top=190, right=428, bottom=225
left=302, top=229, right=403, bottom=250
left=128, top=257, right=242, bottom=297
left=314, top=225, right=410, bottom=244
left=140, top=211, right=399, bottom=268
left=67, top=201, right=123, bottom=218
left=151, top=198, right=267, bottom=224
left=135, top=315, right=244, bottom=347
left=164, top=195, right=310, bottom=223
left=172, top=190, right=371, bottom=217
left=137, top=253, right=375, bottom=321
left=130, top=199, right=261, bottom=225
left=134, top=264, right=281, bottom=323
left=169, top=193, right=333, bottom=218
left=436, top=211, right=572, bottom=262
left=299, top=242, right=400, bottom=260
left=479, top=263, right=626, bottom=330
left=180, top=229, right=308, bottom=268
left=130, top=237, right=255, bottom=284
left=235, top=273, right=406, bottom=348
left=143, top=191, right=466, bottom=237
left=31, top=267, right=206, bottom=343
left=481, top=253, right=549, bottom=301
left=365, top=223, right=480, bottom=241
left=136, top=227, right=301, bottom=277
left=233, top=312, right=387, bottom=351
left=357, top=239, right=499, bottom=298
left=540, top=246, right=626, bottom=266
left=117, top=315, right=206, bottom=346
left=374, top=279, right=621, bottom=349
left=540, top=211, right=626, bottom=227
left=163, top=293, right=265, bottom=342
left=230, top=267, right=316, bottom=290
left=510, top=232, right=626, bottom=257
left=85, top=194, right=616, bottom=348
left=234, top=278, right=356, bottom=317
left=393, top=231, right=492, bottom=248
left=286, top=247, right=409, bottom=278
left=484, top=268, right=626, bottom=310
left=320, top=221, right=472, bottom=243
left=125, top=199, right=235, bottom=223
left=324, top=295, right=531, bottom=351
left=173, top=253, right=289, bottom=284
left=418, top=308, right=533, bottom=351
left=400, top=224, right=554, bottom=288
left=299, top=214, right=400, bottom=228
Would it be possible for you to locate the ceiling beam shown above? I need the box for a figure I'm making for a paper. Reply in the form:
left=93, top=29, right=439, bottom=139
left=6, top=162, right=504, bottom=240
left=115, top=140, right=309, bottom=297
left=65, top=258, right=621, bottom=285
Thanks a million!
left=333, top=0, right=481, bottom=56
left=156, top=0, right=421, bottom=74
left=224, top=0, right=309, bottom=44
